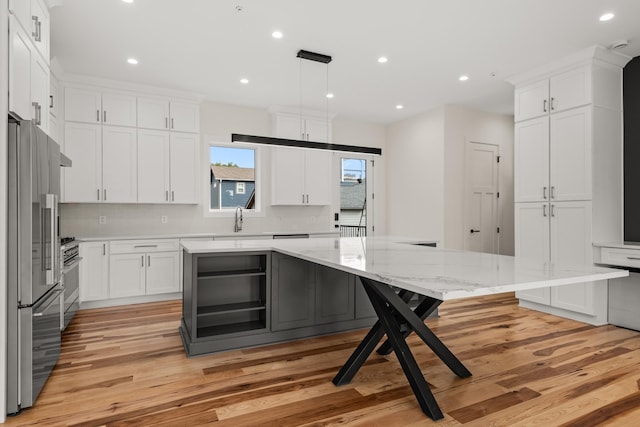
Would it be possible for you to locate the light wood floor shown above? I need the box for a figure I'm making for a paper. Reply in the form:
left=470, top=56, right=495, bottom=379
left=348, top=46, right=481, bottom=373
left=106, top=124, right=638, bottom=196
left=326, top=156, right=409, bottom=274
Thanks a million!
left=6, top=293, right=640, bottom=426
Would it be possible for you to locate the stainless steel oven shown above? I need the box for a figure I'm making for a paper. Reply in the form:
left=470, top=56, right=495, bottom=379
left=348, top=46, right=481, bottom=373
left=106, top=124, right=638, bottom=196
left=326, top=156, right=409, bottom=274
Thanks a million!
left=61, top=238, right=80, bottom=330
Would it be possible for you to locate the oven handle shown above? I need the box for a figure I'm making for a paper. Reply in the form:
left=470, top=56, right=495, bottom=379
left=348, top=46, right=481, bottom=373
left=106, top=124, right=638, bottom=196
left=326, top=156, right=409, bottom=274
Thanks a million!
left=62, top=257, right=82, bottom=274
left=33, top=289, right=63, bottom=317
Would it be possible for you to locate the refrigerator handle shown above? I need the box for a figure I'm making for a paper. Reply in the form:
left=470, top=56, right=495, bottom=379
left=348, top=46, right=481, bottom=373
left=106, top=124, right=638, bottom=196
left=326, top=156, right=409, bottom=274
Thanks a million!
left=45, top=194, right=60, bottom=286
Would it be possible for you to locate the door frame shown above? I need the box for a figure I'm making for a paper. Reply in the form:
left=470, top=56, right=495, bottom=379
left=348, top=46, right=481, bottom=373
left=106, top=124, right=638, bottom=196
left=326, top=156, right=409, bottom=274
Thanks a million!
left=336, top=154, right=375, bottom=236
left=463, top=140, right=501, bottom=253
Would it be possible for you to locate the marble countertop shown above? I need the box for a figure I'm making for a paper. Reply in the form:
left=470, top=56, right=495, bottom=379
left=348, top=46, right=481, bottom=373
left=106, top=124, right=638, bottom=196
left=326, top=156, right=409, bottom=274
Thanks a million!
left=75, top=230, right=340, bottom=242
left=593, top=242, right=640, bottom=250
left=182, top=236, right=628, bottom=301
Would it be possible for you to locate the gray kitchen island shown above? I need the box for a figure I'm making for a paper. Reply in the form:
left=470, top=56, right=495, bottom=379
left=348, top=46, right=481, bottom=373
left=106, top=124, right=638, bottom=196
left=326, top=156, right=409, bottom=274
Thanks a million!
left=180, top=236, right=627, bottom=420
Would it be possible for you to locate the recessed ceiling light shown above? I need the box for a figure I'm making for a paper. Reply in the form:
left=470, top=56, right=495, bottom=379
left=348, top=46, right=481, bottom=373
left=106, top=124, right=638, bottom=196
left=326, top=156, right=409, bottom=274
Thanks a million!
left=122, top=0, right=134, bottom=3
left=396, top=105, right=404, bottom=110
left=378, top=56, right=388, bottom=64
left=459, top=75, right=469, bottom=81
left=326, top=93, right=334, bottom=99
left=272, top=31, right=283, bottom=39
left=240, top=78, right=249, bottom=84
left=127, top=58, right=138, bottom=65
left=600, top=12, right=615, bottom=21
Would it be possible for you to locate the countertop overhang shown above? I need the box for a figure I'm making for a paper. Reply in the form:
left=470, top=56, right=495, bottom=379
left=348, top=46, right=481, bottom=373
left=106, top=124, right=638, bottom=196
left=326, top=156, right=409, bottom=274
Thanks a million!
left=182, top=236, right=628, bottom=301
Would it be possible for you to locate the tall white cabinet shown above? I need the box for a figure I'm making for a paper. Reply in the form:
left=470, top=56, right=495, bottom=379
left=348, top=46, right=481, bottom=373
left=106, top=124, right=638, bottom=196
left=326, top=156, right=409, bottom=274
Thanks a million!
left=509, top=46, right=629, bottom=325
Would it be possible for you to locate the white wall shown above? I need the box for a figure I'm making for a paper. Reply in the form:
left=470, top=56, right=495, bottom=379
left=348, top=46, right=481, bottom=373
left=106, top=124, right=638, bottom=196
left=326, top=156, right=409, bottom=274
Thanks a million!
left=60, top=100, right=387, bottom=238
left=1, top=1, right=9, bottom=421
left=385, top=107, right=446, bottom=242
left=443, top=105, right=514, bottom=254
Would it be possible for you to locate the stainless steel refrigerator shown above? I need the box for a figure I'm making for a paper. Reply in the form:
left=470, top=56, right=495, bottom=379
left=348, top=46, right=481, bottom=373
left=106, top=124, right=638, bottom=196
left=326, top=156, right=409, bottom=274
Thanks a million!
left=7, top=117, right=62, bottom=414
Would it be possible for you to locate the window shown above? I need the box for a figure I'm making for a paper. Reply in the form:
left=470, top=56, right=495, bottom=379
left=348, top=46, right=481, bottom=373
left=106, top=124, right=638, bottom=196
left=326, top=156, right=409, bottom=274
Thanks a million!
left=209, top=145, right=257, bottom=211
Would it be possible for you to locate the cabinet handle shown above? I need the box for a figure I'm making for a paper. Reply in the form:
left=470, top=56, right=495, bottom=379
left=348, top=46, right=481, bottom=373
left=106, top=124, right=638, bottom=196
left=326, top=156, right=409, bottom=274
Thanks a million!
left=104, top=189, right=107, bottom=201
left=37, top=20, right=42, bottom=42
left=31, top=16, right=40, bottom=40
left=141, top=255, right=144, bottom=267
left=49, top=95, right=54, bottom=109
left=103, top=243, right=106, bottom=256
left=551, top=204, right=555, bottom=217
left=148, top=255, right=151, bottom=266
left=551, top=186, right=555, bottom=199
left=543, top=99, right=547, bottom=113
left=543, top=204, right=547, bottom=217
left=32, top=102, right=41, bottom=125
left=97, top=189, right=100, bottom=201
left=134, top=244, right=158, bottom=248
left=306, top=194, right=309, bottom=203
left=165, top=117, right=168, bottom=129
left=550, top=97, right=555, bottom=111
left=171, top=191, right=175, bottom=201
left=165, top=190, right=168, bottom=201
left=97, top=109, right=100, bottom=122
left=103, top=110, right=107, bottom=123
left=302, top=194, right=305, bottom=204
left=171, top=118, right=174, bottom=129
left=543, top=186, right=548, bottom=200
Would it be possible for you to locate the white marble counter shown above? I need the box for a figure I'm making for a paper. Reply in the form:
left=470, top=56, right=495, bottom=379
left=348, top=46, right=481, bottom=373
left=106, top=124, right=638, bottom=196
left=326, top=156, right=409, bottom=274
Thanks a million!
left=75, top=230, right=340, bottom=242
left=182, top=236, right=627, bottom=301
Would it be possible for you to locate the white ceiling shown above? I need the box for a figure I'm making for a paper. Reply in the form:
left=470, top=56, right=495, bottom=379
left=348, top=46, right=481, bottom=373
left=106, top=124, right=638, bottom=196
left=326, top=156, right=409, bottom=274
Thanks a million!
left=50, top=0, right=640, bottom=124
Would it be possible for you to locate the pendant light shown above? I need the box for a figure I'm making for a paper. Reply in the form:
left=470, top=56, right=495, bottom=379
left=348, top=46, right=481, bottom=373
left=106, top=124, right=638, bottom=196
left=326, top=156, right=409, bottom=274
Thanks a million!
left=232, top=49, right=382, bottom=156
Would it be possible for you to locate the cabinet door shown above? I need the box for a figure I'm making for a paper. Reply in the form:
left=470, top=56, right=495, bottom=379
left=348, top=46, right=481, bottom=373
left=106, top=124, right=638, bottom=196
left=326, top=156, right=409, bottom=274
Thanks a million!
left=304, top=117, right=331, bottom=142
left=169, top=101, right=200, bottom=133
left=274, top=114, right=304, bottom=139
left=550, top=201, right=595, bottom=314
left=30, top=0, right=49, bottom=62
left=271, top=253, right=315, bottom=331
left=304, top=150, right=332, bottom=205
left=65, top=87, right=102, bottom=124
left=102, top=92, right=137, bottom=127
left=63, top=123, right=102, bottom=203
left=271, top=147, right=305, bottom=205
left=514, top=117, right=549, bottom=202
left=169, top=133, right=199, bottom=204
left=8, top=0, right=31, bottom=35
left=146, top=252, right=180, bottom=294
left=79, top=242, right=109, bottom=302
left=138, top=97, right=170, bottom=130
left=8, top=16, right=32, bottom=121
left=31, top=53, right=49, bottom=133
left=355, top=279, right=376, bottom=318
left=102, top=126, right=137, bottom=203
left=109, top=253, right=146, bottom=298
left=514, top=202, right=551, bottom=305
left=550, top=107, right=592, bottom=201
left=514, top=79, right=549, bottom=122
left=315, top=265, right=354, bottom=324
left=138, top=130, right=171, bottom=203
left=550, top=67, right=591, bottom=113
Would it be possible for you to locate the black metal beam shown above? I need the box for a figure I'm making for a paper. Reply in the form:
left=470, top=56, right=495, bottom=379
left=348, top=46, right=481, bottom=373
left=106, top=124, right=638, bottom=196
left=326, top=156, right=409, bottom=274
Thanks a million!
left=297, top=49, right=332, bottom=64
left=231, top=134, right=382, bottom=156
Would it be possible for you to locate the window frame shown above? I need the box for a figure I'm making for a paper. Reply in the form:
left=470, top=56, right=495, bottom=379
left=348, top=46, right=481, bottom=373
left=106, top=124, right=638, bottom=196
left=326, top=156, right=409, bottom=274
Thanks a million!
left=236, top=182, right=246, bottom=195
left=203, top=139, right=263, bottom=217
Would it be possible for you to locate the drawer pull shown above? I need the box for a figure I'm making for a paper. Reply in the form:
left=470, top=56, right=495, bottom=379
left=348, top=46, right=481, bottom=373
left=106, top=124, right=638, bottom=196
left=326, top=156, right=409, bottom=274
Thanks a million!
left=134, top=244, right=158, bottom=248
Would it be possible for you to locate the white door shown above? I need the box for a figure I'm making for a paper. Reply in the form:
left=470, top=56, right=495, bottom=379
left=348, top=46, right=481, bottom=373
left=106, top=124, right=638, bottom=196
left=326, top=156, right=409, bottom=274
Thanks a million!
left=271, top=147, right=305, bottom=205
left=550, top=106, right=592, bottom=201
left=515, top=117, right=549, bottom=202
left=138, top=97, right=170, bottom=130
left=550, top=201, right=595, bottom=314
left=514, top=79, right=548, bottom=122
left=304, top=150, right=332, bottom=205
left=464, top=142, right=499, bottom=253
left=63, top=123, right=102, bottom=203
left=514, top=202, right=551, bottom=304
left=64, top=87, right=102, bottom=124
left=138, top=130, right=170, bottom=203
left=146, top=252, right=180, bottom=294
left=169, top=101, right=200, bottom=133
left=102, top=126, right=137, bottom=203
left=79, top=242, right=109, bottom=302
left=8, top=16, right=32, bottom=121
left=169, top=132, right=199, bottom=203
left=101, top=92, right=137, bottom=127
left=109, top=253, right=146, bottom=298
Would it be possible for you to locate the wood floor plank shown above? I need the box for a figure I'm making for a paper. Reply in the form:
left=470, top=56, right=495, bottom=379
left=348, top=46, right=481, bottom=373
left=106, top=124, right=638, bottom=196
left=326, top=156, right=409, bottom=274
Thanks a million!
left=6, top=293, right=640, bottom=426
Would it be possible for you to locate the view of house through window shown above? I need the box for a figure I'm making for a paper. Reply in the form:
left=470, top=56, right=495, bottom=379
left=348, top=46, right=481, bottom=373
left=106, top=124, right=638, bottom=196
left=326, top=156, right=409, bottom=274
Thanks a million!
left=210, top=145, right=256, bottom=210
left=340, top=158, right=367, bottom=236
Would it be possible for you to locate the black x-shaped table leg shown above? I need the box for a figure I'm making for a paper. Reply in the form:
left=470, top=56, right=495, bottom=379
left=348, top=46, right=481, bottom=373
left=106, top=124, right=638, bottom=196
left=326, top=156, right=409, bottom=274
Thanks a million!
left=332, top=277, right=472, bottom=420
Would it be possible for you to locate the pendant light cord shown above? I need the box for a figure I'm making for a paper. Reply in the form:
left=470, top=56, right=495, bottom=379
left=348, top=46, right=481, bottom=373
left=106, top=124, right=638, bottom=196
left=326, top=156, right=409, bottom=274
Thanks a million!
left=299, top=58, right=303, bottom=139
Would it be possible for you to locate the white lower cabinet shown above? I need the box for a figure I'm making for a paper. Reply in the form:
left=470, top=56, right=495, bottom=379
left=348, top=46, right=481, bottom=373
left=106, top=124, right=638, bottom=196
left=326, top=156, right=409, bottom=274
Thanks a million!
left=515, top=201, right=606, bottom=323
left=109, top=240, right=180, bottom=298
left=79, top=241, right=109, bottom=302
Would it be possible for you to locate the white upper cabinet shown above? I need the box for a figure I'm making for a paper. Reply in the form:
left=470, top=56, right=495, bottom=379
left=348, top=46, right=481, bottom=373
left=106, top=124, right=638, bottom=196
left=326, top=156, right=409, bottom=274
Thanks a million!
left=63, top=122, right=102, bottom=203
left=102, top=126, right=138, bottom=203
left=514, top=117, right=550, bottom=202
left=65, top=87, right=137, bottom=127
left=8, top=15, right=49, bottom=133
left=9, top=0, right=50, bottom=64
left=271, top=147, right=332, bottom=206
left=169, top=133, right=199, bottom=204
left=137, top=130, right=171, bottom=203
left=514, top=66, right=591, bottom=122
left=274, top=113, right=331, bottom=142
left=137, top=97, right=200, bottom=133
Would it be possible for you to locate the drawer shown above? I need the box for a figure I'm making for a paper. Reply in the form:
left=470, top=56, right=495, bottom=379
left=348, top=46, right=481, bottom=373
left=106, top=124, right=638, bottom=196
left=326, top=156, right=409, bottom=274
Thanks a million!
left=599, top=247, right=640, bottom=269
left=109, top=239, right=179, bottom=254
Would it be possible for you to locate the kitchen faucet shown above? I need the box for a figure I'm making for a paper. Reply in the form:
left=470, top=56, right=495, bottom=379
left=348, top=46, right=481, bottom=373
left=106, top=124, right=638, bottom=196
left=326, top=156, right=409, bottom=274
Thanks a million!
left=234, top=206, right=243, bottom=232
